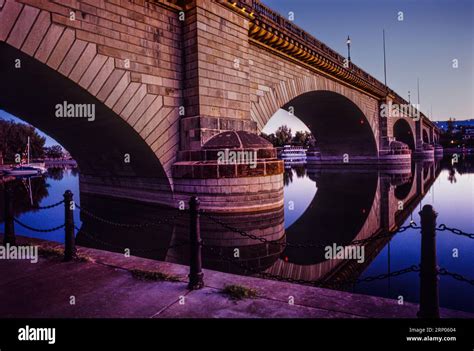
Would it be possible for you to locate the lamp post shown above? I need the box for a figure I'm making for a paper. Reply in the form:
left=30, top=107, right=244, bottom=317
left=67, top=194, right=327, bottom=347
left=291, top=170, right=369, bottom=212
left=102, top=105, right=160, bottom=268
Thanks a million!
left=346, top=35, right=351, bottom=62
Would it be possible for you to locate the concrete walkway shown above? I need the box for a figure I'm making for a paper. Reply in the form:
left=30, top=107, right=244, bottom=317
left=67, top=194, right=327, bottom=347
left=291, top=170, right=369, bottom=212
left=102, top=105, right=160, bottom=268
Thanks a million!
left=0, top=235, right=472, bottom=318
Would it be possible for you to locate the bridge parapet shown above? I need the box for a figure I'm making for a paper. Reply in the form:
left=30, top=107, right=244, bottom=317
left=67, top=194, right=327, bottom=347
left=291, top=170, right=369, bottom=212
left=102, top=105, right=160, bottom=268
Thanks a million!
left=222, top=0, right=388, bottom=98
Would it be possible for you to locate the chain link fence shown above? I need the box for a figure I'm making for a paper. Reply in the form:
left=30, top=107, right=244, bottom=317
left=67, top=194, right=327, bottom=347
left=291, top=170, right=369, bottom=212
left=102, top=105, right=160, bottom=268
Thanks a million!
left=4, top=191, right=474, bottom=291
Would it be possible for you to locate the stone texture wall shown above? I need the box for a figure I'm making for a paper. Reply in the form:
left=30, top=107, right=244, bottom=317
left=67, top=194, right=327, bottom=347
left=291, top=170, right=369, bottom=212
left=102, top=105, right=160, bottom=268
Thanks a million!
left=180, top=0, right=256, bottom=151
left=0, top=0, right=183, bottom=180
left=173, top=174, right=283, bottom=212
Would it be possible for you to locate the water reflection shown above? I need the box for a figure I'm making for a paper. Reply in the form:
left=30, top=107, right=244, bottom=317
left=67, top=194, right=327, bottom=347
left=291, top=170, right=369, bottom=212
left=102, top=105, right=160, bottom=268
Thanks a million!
left=1, top=156, right=473, bottom=312
left=0, top=176, right=49, bottom=220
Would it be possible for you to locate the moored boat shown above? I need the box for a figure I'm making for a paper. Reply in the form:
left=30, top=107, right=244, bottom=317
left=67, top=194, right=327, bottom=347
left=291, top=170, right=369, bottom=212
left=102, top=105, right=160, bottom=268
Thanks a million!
left=4, top=165, right=43, bottom=176
left=278, top=145, right=307, bottom=164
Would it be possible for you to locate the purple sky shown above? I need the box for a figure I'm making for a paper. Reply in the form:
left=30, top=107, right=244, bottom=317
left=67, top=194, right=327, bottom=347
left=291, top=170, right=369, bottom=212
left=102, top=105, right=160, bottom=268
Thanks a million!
left=263, top=0, right=473, bottom=123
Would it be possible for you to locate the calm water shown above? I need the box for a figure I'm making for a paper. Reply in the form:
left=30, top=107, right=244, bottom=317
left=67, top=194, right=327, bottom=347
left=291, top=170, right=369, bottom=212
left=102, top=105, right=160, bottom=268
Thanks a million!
left=1, top=156, right=473, bottom=313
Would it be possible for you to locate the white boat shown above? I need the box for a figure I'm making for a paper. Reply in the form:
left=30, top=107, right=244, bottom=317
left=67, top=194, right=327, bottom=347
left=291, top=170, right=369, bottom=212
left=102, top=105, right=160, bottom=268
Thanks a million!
left=279, top=145, right=307, bottom=163
left=4, top=137, right=47, bottom=176
left=29, top=162, right=47, bottom=174
left=5, top=165, right=43, bottom=176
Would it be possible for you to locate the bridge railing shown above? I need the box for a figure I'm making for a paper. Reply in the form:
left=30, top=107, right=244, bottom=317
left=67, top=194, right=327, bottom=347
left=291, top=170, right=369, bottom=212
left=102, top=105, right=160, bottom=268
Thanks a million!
left=4, top=189, right=473, bottom=316
left=249, top=0, right=388, bottom=95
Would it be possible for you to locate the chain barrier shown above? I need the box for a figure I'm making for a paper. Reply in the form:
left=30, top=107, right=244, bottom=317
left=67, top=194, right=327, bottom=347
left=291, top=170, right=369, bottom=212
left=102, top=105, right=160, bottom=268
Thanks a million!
left=206, top=244, right=474, bottom=289
left=13, top=218, right=65, bottom=233
left=203, top=243, right=420, bottom=287
left=31, top=200, right=65, bottom=210
left=11, top=193, right=474, bottom=289
left=438, top=267, right=474, bottom=286
left=74, top=225, right=188, bottom=253
left=436, top=224, right=474, bottom=239
left=350, top=265, right=420, bottom=284
left=75, top=204, right=184, bottom=229
left=203, top=244, right=325, bottom=285
left=201, top=210, right=420, bottom=249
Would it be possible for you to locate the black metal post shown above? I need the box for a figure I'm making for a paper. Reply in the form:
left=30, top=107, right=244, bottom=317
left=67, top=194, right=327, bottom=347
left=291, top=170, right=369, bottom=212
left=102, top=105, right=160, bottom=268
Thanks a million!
left=417, top=204, right=440, bottom=318
left=188, top=196, right=204, bottom=289
left=63, top=190, right=76, bottom=261
left=3, top=186, right=16, bottom=245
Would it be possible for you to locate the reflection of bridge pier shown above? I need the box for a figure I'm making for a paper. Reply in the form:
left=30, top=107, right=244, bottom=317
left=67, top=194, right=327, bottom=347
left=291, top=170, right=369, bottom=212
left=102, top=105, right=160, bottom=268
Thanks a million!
left=264, top=161, right=441, bottom=286
left=74, top=189, right=286, bottom=274
left=323, top=161, right=441, bottom=287
left=165, top=206, right=286, bottom=274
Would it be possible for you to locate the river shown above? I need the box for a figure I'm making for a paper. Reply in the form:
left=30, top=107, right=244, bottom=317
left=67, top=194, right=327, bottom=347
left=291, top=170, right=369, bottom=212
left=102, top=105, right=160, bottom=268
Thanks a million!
left=1, top=155, right=473, bottom=313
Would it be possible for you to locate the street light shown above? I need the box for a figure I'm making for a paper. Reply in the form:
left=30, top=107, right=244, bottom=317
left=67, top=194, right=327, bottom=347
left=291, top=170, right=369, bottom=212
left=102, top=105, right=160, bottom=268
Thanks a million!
left=346, top=35, right=351, bottom=62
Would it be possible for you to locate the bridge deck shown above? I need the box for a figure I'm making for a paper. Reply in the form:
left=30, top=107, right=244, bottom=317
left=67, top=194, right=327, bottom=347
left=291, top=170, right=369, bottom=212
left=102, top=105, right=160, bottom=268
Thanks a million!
left=0, top=235, right=471, bottom=318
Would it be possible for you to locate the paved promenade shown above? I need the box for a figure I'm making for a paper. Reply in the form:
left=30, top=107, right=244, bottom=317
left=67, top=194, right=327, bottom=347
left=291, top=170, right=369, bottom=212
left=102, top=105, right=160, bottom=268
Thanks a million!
left=0, top=234, right=472, bottom=318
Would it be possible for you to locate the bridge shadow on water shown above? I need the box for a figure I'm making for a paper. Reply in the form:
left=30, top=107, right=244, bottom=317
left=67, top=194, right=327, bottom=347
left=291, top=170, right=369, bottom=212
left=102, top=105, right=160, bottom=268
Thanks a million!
left=3, top=156, right=474, bottom=313
left=1, top=160, right=441, bottom=279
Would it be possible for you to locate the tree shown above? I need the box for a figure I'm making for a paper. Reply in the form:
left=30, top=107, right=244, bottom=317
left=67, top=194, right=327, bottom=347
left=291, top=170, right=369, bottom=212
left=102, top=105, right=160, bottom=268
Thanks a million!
left=260, top=132, right=277, bottom=146
left=0, top=119, right=45, bottom=163
left=44, top=145, right=64, bottom=159
left=275, top=125, right=292, bottom=147
left=292, top=130, right=315, bottom=148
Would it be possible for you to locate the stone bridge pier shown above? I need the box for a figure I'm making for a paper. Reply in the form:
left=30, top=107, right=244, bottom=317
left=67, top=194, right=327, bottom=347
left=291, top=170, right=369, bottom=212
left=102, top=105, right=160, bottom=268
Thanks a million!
left=171, top=0, right=284, bottom=212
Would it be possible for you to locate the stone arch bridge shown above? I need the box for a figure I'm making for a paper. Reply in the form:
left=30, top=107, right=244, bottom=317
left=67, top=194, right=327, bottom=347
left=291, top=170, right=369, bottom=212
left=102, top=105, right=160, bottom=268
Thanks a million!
left=0, top=0, right=441, bottom=211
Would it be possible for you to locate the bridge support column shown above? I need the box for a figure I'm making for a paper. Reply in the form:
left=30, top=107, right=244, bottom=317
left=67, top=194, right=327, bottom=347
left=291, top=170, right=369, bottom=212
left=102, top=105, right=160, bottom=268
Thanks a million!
left=173, top=0, right=283, bottom=212
left=179, top=0, right=253, bottom=150
left=414, top=120, right=434, bottom=160
left=377, top=97, right=412, bottom=167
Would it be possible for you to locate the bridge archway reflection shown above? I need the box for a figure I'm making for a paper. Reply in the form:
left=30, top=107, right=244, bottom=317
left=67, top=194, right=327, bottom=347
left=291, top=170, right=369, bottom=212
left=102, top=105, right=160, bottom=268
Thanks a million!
left=283, top=168, right=378, bottom=265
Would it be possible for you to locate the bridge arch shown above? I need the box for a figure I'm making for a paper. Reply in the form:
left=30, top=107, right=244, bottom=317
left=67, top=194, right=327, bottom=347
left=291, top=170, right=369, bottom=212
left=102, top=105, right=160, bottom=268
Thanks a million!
left=422, top=129, right=430, bottom=144
left=0, top=41, right=172, bottom=198
left=283, top=91, right=377, bottom=158
left=393, top=119, right=416, bottom=151
left=252, top=75, right=379, bottom=159
left=0, top=0, right=183, bottom=188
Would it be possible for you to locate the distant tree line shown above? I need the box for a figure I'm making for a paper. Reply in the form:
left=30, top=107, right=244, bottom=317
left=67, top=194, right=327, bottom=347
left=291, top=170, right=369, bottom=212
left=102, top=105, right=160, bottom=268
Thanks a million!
left=44, top=145, right=64, bottom=159
left=0, top=119, right=68, bottom=164
left=0, top=119, right=45, bottom=163
left=260, top=125, right=316, bottom=148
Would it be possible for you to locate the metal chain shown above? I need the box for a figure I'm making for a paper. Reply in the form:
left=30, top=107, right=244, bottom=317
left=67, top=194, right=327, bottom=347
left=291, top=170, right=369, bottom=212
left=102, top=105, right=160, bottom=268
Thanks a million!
left=201, top=211, right=291, bottom=245
left=354, top=265, right=420, bottom=283
left=203, top=244, right=325, bottom=285
left=438, top=267, right=474, bottom=286
left=203, top=244, right=420, bottom=287
left=13, top=218, right=65, bottom=233
left=74, top=225, right=188, bottom=253
left=76, top=204, right=184, bottom=228
left=31, top=200, right=65, bottom=210
left=201, top=211, right=419, bottom=249
left=349, top=223, right=420, bottom=246
left=436, top=224, right=474, bottom=239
